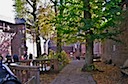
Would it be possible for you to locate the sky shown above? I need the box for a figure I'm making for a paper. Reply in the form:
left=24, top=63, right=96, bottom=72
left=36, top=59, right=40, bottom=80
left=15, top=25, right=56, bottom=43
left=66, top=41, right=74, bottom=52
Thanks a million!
left=0, top=0, right=15, bottom=23
left=0, top=0, right=51, bottom=23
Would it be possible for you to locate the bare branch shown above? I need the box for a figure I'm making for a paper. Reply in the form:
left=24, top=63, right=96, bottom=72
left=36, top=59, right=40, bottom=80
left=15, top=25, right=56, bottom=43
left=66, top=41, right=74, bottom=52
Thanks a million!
left=26, top=10, right=33, bottom=15
left=50, top=0, right=55, bottom=4
left=26, top=0, right=33, bottom=8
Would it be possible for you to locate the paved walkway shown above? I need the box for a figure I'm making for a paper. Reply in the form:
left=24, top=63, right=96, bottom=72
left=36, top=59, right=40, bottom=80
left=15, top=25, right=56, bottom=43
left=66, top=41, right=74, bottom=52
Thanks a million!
left=50, top=60, right=96, bottom=84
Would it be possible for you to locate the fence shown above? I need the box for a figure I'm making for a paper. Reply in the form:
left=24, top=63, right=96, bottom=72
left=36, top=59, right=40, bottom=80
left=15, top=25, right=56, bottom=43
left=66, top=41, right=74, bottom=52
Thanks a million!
left=9, top=59, right=59, bottom=84
left=10, top=65, right=40, bottom=84
left=19, top=59, right=59, bottom=72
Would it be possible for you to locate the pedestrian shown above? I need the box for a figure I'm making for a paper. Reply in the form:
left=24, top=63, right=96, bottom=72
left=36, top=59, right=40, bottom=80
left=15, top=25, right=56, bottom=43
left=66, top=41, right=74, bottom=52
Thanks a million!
left=29, top=53, right=33, bottom=59
left=13, top=54, right=19, bottom=63
left=5, top=54, right=12, bottom=65
left=23, top=51, right=28, bottom=60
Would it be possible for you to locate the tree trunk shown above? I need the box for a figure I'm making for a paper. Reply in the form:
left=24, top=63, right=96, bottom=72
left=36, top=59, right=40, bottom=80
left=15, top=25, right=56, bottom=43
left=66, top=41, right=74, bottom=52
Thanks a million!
left=82, top=39, right=93, bottom=71
left=56, top=0, right=63, bottom=58
left=53, top=0, right=63, bottom=58
left=57, top=35, right=62, bottom=58
left=36, top=34, right=41, bottom=58
left=82, top=0, right=94, bottom=71
left=32, top=0, right=41, bottom=58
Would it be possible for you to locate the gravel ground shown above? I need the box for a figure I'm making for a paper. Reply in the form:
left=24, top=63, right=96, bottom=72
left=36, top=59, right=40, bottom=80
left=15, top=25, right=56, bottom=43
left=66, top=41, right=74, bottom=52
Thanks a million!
left=91, top=61, right=128, bottom=84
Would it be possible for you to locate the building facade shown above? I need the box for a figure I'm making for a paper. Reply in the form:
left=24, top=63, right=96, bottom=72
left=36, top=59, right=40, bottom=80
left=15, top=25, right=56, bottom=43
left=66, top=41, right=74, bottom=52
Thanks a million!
left=0, top=19, right=26, bottom=57
left=102, top=11, right=128, bottom=66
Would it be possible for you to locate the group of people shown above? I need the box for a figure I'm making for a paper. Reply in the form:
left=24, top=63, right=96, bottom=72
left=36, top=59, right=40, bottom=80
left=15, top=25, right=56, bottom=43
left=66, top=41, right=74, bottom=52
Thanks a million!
left=0, top=53, right=33, bottom=66
left=3, top=54, right=19, bottom=66
left=0, top=53, right=34, bottom=84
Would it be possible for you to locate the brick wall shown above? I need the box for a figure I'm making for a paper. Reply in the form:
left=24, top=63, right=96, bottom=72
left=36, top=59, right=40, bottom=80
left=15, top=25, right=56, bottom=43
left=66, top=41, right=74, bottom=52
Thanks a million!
left=0, top=20, right=26, bottom=57
left=11, top=24, right=26, bottom=56
left=102, top=12, right=128, bottom=66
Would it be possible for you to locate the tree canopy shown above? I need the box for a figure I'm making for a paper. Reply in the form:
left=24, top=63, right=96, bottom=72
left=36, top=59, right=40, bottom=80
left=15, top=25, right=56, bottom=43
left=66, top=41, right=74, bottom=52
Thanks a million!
left=13, top=0, right=54, bottom=57
left=54, top=0, right=122, bottom=43
left=13, top=0, right=123, bottom=64
left=51, top=0, right=123, bottom=70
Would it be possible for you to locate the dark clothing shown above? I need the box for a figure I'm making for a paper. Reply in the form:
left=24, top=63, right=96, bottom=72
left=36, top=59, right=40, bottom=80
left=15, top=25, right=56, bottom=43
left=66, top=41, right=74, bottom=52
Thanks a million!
left=29, top=54, right=33, bottom=59
left=76, top=56, right=80, bottom=60
left=13, top=55, right=19, bottom=62
left=6, top=55, right=12, bottom=61
left=5, top=55, right=12, bottom=65
left=24, top=53, right=28, bottom=60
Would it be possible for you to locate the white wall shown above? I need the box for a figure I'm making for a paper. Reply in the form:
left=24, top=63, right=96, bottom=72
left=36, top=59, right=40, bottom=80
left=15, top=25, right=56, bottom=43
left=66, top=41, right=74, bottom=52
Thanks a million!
left=26, top=33, right=37, bottom=58
left=26, top=33, right=45, bottom=58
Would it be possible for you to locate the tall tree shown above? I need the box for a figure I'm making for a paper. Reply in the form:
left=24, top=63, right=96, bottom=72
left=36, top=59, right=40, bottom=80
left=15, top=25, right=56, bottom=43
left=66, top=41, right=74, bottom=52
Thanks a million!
left=50, top=0, right=65, bottom=58
left=82, top=0, right=93, bottom=71
left=13, top=0, right=54, bottom=57
left=53, top=0, right=122, bottom=70
left=38, top=6, right=55, bottom=39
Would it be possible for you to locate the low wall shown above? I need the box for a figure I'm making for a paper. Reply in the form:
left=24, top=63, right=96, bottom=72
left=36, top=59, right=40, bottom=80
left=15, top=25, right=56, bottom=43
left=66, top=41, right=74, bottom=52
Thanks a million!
left=10, top=65, right=40, bottom=84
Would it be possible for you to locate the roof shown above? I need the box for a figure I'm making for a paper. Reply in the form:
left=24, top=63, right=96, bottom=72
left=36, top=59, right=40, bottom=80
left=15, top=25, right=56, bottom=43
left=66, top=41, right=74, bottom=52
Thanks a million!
left=0, top=16, right=26, bottom=25
left=0, top=14, right=15, bottom=23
